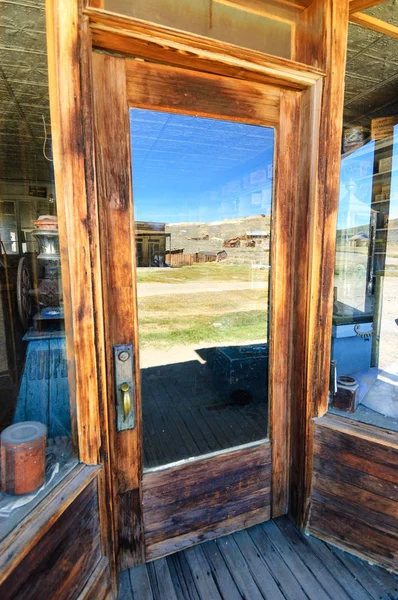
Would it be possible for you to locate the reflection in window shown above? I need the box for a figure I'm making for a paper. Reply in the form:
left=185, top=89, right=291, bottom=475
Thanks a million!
left=330, top=125, right=398, bottom=431
left=0, top=0, right=77, bottom=540
left=130, top=109, right=274, bottom=468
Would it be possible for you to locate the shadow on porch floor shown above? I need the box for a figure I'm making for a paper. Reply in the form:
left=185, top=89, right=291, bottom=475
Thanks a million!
left=118, top=516, right=398, bottom=599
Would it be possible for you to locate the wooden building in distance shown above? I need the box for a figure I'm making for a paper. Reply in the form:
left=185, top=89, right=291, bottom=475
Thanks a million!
left=135, top=222, right=170, bottom=267
left=0, top=1, right=397, bottom=598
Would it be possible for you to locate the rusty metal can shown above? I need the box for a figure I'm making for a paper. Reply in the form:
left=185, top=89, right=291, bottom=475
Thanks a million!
left=332, top=376, right=359, bottom=413
left=1, top=422, right=47, bottom=495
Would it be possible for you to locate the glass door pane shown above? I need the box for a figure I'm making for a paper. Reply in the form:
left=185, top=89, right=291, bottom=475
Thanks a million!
left=130, top=109, right=274, bottom=468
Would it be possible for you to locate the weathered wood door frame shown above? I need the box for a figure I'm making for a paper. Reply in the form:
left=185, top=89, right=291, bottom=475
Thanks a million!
left=92, top=51, right=322, bottom=569
left=46, top=0, right=348, bottom=583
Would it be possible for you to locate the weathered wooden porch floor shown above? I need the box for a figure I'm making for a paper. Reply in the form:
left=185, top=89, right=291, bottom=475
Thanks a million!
left=142, top=357, right=268, bottom=468
left=118, top=516, right=398, bottom=600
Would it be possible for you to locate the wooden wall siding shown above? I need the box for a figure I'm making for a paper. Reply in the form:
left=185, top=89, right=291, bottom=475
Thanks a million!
left=0, top=468, right=106, bottom=600
left=92, top=52, right=145, bottom=570
left=308, top=415, right=398, bottom=573
left=125, top=60, right=281, bottom=126
left=289, top=0, right=349, bottom=529
left=86, top=7, right=324, bottom=90
left=142, top=442, right=272, bottom=561
left=77, top=557, right=114, bottom=600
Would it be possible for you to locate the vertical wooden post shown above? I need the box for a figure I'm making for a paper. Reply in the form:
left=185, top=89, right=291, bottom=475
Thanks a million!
left=92, top=53, right=145, bottom=569
left=45, top=0, right=101, bottom=467
left=46, top=0, right=117, bottom=589
left=290, top=0, right=349, bottom=528
left=270, top=89, right=300, bottom=517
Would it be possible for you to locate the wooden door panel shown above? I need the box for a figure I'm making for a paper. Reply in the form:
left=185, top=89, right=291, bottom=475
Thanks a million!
left=92, top=51, right=299, bottom=569
left=142, top=442, right=271, bottom=560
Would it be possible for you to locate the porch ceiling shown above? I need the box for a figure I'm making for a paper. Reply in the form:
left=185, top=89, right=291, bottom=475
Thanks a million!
left=0, top=0, right=397, bottom=184
left=0, top=0, right=51, bottom=182
left=345, top=0, right=398, bottom=128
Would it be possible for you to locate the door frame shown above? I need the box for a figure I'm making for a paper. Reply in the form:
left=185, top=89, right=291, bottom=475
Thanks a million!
left=46, top=0, right=348, bottom=578
left=92, top=52, right=319, bottom=568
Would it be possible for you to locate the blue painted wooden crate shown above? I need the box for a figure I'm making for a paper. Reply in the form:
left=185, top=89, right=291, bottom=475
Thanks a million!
left=14, top=334, right=71, bottom=438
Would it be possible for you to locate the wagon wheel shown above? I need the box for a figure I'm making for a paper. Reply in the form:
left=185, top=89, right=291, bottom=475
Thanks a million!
left=17, top=256, right=33, bottom=329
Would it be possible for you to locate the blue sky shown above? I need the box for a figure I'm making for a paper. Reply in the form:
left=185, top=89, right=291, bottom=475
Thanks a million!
left=338, top=127, right=398, bottom=230
left=130, top=109, right=274, bottom=224
left=130, top=109, right=398, bottom=228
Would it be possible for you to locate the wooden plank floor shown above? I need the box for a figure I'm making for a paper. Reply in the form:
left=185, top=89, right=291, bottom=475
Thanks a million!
left=142, top=358, right=268, bottom=468
left=119, top=517, right=398, bottom=600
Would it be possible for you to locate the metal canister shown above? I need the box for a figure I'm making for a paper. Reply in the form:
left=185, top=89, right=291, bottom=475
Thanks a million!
left=1, top=422, right=47, bottom=495
left=332, top=376, right=359, bottom=413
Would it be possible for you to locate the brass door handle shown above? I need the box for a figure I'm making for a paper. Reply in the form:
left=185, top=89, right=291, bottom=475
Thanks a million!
left=120, top=382, right=131, bottom=420
left=113, top=344, right=135, bottom=431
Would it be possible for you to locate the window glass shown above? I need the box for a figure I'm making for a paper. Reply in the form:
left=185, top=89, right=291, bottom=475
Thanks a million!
left=130, top=109, right=273, bottom=468
left=0, top=0, right=78, bottom=540
left=330, top=126, right=398, bottom=431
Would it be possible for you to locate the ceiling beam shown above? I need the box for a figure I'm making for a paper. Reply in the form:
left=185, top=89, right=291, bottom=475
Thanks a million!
left=349, top=0, right=386, bottom=14
left=350, top=11, right=398, bottom=40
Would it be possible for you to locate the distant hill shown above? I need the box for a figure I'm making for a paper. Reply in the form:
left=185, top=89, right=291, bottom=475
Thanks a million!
left=166, top=215, right=271, bottom=265
left=338, top=217, right=398, bottom=246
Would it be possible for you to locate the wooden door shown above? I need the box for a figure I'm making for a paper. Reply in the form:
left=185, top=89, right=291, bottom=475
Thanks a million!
left=93, top=53, right=299, bottom=569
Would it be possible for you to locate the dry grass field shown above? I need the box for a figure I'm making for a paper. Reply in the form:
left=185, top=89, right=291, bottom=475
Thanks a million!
left=137, top=263, right=268, bottom=350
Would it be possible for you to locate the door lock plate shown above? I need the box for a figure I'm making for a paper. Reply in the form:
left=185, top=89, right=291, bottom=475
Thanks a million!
left=113, top=344, right=136, bottom=431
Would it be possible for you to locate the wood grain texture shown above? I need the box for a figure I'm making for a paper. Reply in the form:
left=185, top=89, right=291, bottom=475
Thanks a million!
left=289, top=0, right=349, bottom=529
left=47, top=3, right=116, bottom=587
left=269, top=89, right=300, bottom=517
left=350, top=12, right=398, bottom=39
left=308, top=415, right=398, bottom=572
left=294, top=0, right=326, bottom=69
left=0, top=469, right=103, bottom=599
left=349, top=0, right=385, bottom=13
left=0, top=466, right=98, bottom=582
left=216, top=0, right=305, bottom=18
left=126, top=60, right=280, bottom=126
left=85, top=7, right=324, bottom=90
left=77, top=557, right=114, bottom=600
left=288, top=78, right=322, bottom=530
left=45, top=0, right=101, bottom=465
left=142, top=443, right=271, bottom=560
left=92, top=52, right=145, bottom=568
left=100, top=56, right=293, bottom=566
left=80, top=16, right=117, bottom=587
left=124, top=516, right=398, bottom=600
